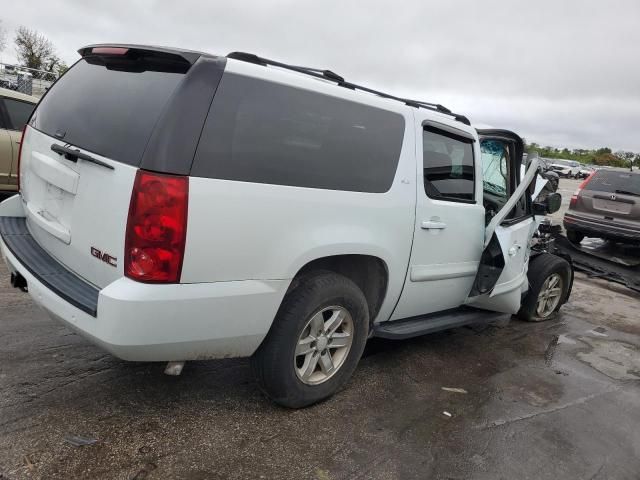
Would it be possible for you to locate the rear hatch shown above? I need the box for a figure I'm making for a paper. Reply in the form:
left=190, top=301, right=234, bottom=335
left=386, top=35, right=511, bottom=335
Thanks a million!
left=574, top=170, right=640, bottom=225
left=20, top=47, right=195, bottom=288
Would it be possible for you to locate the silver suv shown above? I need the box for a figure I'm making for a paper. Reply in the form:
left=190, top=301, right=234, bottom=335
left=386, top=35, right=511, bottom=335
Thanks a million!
left=564, top=169, right=640, bottom=244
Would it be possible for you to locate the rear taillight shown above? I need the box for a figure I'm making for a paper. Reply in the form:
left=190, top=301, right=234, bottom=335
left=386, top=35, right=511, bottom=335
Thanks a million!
left=125, top=170, right=189, bottom=283
left=570, top=171, right=595, bottom=208
left=16, top=125, right=27, bottom=192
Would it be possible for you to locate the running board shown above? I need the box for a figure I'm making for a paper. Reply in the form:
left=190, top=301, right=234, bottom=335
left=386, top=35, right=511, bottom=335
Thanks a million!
left=373, top=307, right=509, bottom=340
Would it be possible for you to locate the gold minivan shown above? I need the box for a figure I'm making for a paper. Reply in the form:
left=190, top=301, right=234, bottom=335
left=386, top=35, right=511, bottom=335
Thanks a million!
left=0, top=87, right=38, bottom=192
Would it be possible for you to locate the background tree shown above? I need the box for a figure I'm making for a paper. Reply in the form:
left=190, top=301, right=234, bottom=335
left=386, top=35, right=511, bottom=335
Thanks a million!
left=14, top=26, right=62, bottom=77
left=526, top=142, right=638, bottom=168
left=615, top=151, right=637, bottom=170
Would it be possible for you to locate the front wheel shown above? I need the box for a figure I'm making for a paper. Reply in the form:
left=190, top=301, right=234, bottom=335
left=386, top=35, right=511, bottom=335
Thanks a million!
left=251, top=272, right=369, bottom=408
left=518, top=254, right=571, bottom=322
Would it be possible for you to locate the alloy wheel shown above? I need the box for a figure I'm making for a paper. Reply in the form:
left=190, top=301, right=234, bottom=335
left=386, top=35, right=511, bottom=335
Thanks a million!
left=294, top=306, right=354, bottom=385
left=536, top=273, right=563, bottom=318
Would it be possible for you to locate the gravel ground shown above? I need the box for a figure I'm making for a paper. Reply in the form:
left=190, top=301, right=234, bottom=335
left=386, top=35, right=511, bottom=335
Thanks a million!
left=1, top=181, right=639, bottom=479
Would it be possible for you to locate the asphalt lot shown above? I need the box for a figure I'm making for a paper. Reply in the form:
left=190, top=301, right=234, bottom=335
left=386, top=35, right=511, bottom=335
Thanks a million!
left=1, top=181, right=640, bottom=479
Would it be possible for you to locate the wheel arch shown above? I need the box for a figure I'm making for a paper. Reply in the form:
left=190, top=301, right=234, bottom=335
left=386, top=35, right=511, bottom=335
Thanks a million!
left=288, top=254, right=390, bottom=324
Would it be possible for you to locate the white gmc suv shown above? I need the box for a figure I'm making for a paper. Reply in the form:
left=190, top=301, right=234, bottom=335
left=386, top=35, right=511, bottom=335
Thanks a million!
left=0, top=45, right=572, bottom=407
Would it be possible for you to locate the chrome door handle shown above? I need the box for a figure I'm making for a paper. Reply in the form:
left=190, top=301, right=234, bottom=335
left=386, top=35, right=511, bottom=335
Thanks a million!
left=421, top=221, right=447, bottom=230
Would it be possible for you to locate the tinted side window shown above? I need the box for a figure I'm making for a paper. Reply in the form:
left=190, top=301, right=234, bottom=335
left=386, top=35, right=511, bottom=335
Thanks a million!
left=4, top=98, right=35, bottom=131
left=192, top=73, right=405, bottom=192
left=423, top=126, right=475, bottom=202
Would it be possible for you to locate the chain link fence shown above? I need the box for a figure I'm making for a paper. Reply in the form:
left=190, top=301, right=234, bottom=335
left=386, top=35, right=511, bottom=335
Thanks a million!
left=0, top=63, right=59, bottom=98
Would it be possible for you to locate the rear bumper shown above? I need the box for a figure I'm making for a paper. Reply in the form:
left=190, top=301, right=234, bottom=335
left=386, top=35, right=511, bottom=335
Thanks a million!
left=563, top=212, right=640, bottom=242
left=1, top=197, right=288, bottom=361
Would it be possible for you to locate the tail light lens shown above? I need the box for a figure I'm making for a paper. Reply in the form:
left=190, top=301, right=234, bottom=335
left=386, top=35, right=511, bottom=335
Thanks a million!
left=91, top=47, right=129, bottom=55
left=125, top=170, right=188, bottom=283
left=570, top=171, right=595, bottom=208
left=17, top=125, right=27, bottom=192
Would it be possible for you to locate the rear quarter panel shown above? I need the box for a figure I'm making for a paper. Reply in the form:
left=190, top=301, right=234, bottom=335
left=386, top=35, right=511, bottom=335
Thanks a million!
left=182, top=110, right=416, bottom=324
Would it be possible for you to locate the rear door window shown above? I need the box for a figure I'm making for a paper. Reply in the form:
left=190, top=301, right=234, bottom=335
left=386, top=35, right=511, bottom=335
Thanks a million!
left=192, top=73, right=405, bottom=193
left=423, top=126, right=475, bottom=202
left=3, top=98, right=35, bottom=131
left=29, top=56, right=188, bottom=166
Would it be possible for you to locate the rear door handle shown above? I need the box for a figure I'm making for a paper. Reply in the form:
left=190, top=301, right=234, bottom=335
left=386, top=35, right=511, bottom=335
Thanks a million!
left=421, top=221, right=447, bottom=230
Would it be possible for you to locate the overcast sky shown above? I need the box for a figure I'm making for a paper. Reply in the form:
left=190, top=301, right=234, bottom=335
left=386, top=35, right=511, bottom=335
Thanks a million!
left=2, top=1, right=639, bottom=151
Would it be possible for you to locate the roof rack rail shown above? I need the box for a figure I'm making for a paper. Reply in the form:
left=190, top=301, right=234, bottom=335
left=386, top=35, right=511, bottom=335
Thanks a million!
left=226, top=51, right=471, bottom=126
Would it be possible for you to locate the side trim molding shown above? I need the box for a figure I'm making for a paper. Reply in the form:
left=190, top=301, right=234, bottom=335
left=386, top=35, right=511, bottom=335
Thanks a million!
left=410, top=261, right=479, bottom=282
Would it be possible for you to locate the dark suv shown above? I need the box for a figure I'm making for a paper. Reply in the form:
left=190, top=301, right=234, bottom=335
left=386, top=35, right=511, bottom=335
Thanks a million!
left=564, top=169, right=640, bottom=244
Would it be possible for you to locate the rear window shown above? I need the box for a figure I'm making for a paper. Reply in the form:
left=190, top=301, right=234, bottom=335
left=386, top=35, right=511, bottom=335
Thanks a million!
left=29, top=56, right=188, bottom=166
left=585, top=170, right=640, bottom=196
left=192, top=73, right=405, bottom=193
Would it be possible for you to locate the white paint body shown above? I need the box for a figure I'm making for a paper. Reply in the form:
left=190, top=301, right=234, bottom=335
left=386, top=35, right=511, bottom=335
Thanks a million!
left=0, top=59, right=538, bottom=360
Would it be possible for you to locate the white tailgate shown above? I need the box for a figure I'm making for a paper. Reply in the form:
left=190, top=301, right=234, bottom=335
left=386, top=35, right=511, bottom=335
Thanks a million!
left=19, top=127, right=136, bottom=288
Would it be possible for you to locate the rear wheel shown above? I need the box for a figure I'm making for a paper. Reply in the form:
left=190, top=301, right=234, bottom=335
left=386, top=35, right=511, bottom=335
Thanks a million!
left=251, top=272, right=369, bottom=408
left=518, top=254, right=571, bottom=322
left=566, top=229, right=584, bottom=245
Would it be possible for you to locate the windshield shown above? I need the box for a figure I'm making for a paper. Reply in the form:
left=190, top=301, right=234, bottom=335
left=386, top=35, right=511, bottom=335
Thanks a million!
left=480, top=140, right=508, bottom=197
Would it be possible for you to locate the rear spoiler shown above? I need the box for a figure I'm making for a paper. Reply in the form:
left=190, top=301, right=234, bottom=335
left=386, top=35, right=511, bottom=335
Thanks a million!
left=78, top=44, right=209, bottom=65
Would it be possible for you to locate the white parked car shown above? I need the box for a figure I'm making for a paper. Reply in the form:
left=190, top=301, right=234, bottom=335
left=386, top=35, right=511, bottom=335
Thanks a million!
left=0, top=45, right=572, bottom=407
left=577, top=165, right=595, bottom=179
left=549, top=159, right=581, bottom=178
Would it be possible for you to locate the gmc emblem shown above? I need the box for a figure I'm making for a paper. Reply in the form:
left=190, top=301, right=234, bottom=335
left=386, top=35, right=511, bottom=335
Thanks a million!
left=91, top=247, right=117, bottom=268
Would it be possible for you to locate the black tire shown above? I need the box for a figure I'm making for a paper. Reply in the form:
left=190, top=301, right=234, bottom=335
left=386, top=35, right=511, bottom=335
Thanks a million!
left=566, top=229, right=584, bottom=245
left=251, top=272, right=369, bottom=408
left=518, top=253, right=571, bottom=322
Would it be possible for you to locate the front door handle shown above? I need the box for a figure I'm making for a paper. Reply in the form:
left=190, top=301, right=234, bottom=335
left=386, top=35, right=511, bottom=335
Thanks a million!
left=421, top=221, right=447, bottom=230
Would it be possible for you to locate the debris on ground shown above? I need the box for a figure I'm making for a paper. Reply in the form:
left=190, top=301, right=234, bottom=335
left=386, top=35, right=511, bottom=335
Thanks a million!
left=441, top=387, right=468, bottom=394
left=442, top=411, right=452, bottom=418
left=23, top=455, right=35, bottom=472
left=314, top=468, right=331, bottom=480
left=544, top=335, right=560, bottom=366
left=552, top=233, right=640, bottom=293
left=64, top=435, right=98, bottom=447
left=132, top=462, right=158, bottom=480
left=587, top=329, right=609, bottom=337
left=557, top=334, right=576, bottom=345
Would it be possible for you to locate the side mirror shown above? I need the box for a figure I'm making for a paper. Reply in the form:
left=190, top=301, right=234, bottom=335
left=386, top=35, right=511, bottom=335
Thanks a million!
left=533, top=192, right=562, bottom=215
